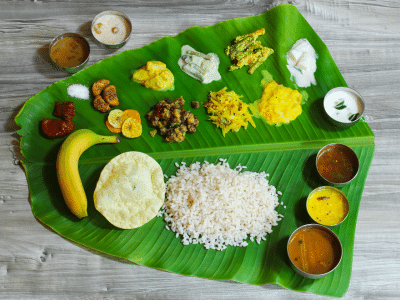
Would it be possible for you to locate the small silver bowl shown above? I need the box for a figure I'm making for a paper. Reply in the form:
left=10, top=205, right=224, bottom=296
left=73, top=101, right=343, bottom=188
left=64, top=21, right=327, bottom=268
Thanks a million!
left=316, top=143, right=359, bottom=187
left=287, top=224, right=343, bottom=279
left=49, top=33, right=90, bottom=74
left=323, top=87, right=365, bottom=128
left=91, top=11, right=132, bottom=49
left=306, top=186, right=349, bottom=227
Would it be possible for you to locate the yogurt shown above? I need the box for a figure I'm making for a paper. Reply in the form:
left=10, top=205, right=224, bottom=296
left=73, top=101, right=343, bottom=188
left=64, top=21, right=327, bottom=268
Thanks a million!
left=324, top=87, right=364, bottom=124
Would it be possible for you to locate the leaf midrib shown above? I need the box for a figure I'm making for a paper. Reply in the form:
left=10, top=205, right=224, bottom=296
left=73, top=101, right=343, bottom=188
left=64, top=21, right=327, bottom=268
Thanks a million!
left=24, top=135, right=374, bottom=166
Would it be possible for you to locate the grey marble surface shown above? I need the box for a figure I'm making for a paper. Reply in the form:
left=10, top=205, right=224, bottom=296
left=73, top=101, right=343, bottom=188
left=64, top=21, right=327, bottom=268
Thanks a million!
left=1, top=0, right=399, bottom=299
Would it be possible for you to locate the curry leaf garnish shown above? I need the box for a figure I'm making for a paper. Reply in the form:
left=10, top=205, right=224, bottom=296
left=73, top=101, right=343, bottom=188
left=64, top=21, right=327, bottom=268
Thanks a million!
left=349, top=113, right=360, bottom=122
left=334, top=100, right=346, bottom=110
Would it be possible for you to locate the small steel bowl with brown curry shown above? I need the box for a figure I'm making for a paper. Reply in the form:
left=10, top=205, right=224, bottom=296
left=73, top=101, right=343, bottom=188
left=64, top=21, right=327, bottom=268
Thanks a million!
left=287, top=224, right=343, bottom=279
left=316, top=143, right=359, bottom=186
left=49, top=33, right=90, bottom=73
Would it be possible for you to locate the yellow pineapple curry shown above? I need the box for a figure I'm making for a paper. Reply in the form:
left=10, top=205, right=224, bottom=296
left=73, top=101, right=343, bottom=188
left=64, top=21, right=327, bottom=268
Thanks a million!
left=257, top=80, right=303, bottom=126
left=131, top=61, right=174, bottom=91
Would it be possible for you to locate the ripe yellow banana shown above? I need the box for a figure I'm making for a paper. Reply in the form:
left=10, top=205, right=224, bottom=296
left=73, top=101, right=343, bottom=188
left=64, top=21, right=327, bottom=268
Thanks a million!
left=56, top=129, right=120, bottom=219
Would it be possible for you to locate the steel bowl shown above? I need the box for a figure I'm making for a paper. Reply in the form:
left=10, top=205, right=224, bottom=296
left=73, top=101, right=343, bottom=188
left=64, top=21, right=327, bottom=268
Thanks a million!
left=316, top=143, right=359, bottom=187
left=323, top=87, right=365, bottom=128
left=49, top=33, right=90, bottom=74
left=91, top=10, right=132, bottom=49
left=306, top=186, right=349, bottom=226
left=287, top=224, right=343, bottom=279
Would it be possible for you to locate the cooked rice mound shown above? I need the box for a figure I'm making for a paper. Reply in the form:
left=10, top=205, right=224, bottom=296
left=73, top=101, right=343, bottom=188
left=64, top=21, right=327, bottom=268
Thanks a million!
left=160, top=159, right=282, bottom=251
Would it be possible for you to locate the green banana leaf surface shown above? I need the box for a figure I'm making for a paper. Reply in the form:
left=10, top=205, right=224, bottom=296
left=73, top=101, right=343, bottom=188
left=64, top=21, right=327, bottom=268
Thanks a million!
left=15, top=4, right=375, bottom=297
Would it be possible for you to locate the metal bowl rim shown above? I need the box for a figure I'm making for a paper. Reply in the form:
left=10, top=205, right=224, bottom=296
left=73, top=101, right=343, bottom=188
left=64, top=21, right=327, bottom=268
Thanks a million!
left=323, top=86, right=366, bottom=124
left=91, top=10, right=132, bottom=46
left=316, top=143, right=360, bottom=185
left=306, top=186, right=350, bottom=226
left=49, top=32, right=90, bottom=70
left=287, top=223, right=343, bottom=278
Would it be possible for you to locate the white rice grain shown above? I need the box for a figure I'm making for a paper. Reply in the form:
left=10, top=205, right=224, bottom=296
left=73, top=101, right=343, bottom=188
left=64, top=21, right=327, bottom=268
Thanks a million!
left=161, top=160, right=282, bottom=250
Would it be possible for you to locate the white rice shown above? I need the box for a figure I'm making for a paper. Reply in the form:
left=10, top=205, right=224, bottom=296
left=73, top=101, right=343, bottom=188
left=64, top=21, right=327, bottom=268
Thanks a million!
left=159, top=160, right=282, bottom=251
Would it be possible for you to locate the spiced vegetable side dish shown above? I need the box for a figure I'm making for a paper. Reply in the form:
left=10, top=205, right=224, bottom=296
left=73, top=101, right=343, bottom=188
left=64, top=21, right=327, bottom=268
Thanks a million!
left=147, top=97, right=199, bottom=143
left=225, top=28, right=274, bottom=74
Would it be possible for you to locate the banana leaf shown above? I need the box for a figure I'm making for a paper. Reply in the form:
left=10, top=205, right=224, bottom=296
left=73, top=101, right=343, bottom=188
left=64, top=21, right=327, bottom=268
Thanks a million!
left=15, top=4, right=374, bottom=297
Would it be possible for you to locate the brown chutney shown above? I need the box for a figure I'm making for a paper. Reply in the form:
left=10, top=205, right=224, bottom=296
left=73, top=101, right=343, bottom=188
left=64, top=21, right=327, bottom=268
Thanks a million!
left=317, top=144, right=359, bottom=184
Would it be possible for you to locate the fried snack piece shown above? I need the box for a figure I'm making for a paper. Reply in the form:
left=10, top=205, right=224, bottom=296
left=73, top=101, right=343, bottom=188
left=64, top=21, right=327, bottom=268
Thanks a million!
left=94, top=151, right=165, bottom=229
left=104, top=109, right=142, bottom=134
left=102, top=85, right=119, bottom=106
left=53, top=101, right=76, bottom=121
left=105, top=120, right=122, bottom=133
left=92, top=79, right=110, bottom=96
left=120, top=109, right=141, bottom=124
left=93, top=95, right=110, bottom=113
left=107, top=109, right=124, bottom=128
left=121, top=118, right=142, bottom=138
left=41, top=119, right=75, bottom=139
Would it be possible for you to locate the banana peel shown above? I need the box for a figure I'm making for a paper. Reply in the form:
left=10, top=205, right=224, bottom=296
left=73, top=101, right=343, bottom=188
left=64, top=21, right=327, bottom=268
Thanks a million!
left=56, top=129, right=120, bottom=218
